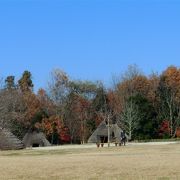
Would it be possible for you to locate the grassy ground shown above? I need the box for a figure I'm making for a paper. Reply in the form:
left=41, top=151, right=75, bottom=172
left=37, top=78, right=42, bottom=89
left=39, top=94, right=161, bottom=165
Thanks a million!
left=0, top=143, right=180, bottom=180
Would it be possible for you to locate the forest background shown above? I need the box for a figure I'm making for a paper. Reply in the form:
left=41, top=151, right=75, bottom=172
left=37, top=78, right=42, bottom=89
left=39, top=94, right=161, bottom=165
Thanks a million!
left=1, top=64, right=180, bottom=144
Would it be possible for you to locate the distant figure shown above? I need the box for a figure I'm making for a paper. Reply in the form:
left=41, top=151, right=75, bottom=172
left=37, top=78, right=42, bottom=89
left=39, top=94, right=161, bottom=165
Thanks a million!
left=120, top=130, right=126, bottom=146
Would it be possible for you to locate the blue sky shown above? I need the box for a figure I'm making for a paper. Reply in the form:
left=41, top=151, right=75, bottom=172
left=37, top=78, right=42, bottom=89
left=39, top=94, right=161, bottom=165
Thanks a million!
left=0, top=0, right=180, bottom=90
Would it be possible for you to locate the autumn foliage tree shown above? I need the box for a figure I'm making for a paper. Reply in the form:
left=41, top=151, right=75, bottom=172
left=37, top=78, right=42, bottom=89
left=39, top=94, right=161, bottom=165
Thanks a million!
left=159, top=120, right=170, bottom=138
left=158, top=66, right=180, bottom=137
left=36, top=115, right=70, bottom=144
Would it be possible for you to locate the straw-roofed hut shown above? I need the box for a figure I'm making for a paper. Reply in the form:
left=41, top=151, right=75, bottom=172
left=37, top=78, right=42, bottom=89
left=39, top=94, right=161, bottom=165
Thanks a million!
left=88, top=121, right=127, bottom=144
left=23, top=130, right=51, bottom=148
left=0, top=127, right=24, bottom=150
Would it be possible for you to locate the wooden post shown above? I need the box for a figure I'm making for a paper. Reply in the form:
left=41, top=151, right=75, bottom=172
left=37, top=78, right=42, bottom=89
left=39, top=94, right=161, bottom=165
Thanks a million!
left=108, top=115, right=110, bottom=147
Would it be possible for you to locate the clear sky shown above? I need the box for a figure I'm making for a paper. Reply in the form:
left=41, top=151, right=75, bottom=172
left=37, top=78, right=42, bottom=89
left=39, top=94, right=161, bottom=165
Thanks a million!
left=0, top=0, right=180, bottom=91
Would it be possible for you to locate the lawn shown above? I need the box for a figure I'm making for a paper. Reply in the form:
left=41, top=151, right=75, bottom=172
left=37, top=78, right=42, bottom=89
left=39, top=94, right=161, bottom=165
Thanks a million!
left=0, top=143, right=180, bottom=180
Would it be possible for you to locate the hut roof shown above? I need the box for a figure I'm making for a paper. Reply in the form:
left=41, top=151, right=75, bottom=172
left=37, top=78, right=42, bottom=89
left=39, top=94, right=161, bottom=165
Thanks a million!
left=23, top=131, right=51, bottom=148
left=96, top=121, right=108, bottom=136
left=0, top=127, right=24, bottom=150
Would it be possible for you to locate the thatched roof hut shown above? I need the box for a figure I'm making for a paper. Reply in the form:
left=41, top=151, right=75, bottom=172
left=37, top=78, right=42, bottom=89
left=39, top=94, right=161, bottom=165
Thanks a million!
left=23, top=131, right=51, bottom=148
left=88, top=121, right=126, bottom=144
left=0, top=127, right=24, bottom=150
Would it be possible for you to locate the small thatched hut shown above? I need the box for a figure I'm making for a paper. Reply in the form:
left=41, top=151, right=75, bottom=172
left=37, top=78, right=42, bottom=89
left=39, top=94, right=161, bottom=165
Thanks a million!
left=23, top=130, right=51, bottom=148
left=88, top=121, right=126, bottom=144
left=0, top=127, right=24, bottom=150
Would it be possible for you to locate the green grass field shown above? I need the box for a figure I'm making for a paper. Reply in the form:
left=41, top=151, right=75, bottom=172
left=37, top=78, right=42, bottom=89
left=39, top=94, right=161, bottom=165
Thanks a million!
left=0, top=143, right=180, bottom=180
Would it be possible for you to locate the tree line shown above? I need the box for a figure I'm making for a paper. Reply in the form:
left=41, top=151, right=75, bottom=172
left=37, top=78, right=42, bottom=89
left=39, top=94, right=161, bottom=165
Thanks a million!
left=0, top=65, right=180, bottom=144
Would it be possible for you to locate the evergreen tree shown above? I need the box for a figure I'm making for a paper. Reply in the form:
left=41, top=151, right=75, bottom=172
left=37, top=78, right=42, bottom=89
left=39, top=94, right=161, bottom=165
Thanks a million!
left=5, top=76, right=16, bottom=90
left=130, top=94, right=158, bottom=140
left=18, top=71, right=33, bottom=93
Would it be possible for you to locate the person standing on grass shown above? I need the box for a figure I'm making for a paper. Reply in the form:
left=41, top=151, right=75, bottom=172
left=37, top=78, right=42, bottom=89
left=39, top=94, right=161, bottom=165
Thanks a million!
left=120, top=130, right=126, bottom=146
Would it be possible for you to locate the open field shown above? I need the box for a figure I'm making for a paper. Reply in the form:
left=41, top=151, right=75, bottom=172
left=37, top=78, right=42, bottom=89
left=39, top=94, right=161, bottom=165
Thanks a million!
left=0, top=142, right=180, bottom=180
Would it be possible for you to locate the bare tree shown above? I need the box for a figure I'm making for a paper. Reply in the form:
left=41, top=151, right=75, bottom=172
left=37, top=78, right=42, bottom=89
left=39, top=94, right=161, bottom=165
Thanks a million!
left=0, top=76, right=4, bottom=90
left=120, top=100, right=140, bottom=140
left=47, top=68, right=71, bottom=128
left=157, top=67, right=180, bottom=137
left=111, top=65, right=143, bottom=106
left=158, top=83, right=180, bottom=137
left=121, top=64, right=142, bottom=82
left=63, top=93, right=81, bottom=144
left=48, top=68, right=69, bottom=106
left=0, top=89, right=25, bottom=134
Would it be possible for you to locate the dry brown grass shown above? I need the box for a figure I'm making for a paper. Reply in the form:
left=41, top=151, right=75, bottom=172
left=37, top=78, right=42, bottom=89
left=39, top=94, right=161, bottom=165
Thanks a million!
left=0, top=143, right=180, bottom=180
